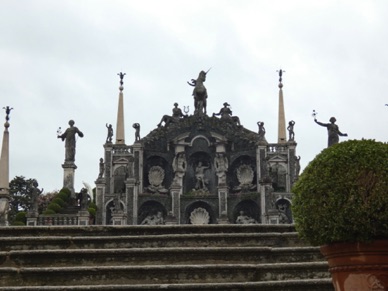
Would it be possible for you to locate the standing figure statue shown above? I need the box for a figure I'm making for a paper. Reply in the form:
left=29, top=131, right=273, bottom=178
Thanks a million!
left=287, top=120, right=295, bottom=141
left=314, top=117, right=347, bottom=147
left=213, top=102, right=241, bottom=126
left=29, top=179, right=43, bottom=213
left=257, top=121, right=266, bottom=140
left=58, top=120, right=84, bottom=163
left=133, top=123, right=140, bottom=141
left=98, top=158, right=104, bottom=179
left=106, top=123, right=113, bottom=143
left=187, top=69, right=210, bottom=115
left=195, top=161, right=209, bottom=190
left=214, top=153, right=228, bottom=185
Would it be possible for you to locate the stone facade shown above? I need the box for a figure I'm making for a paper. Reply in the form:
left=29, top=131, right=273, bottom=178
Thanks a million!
left=96, top=110, right=299, bottom=225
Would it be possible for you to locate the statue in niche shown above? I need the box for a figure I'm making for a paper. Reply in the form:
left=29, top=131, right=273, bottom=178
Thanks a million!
left=187, top=69, right=210, bottom=115
left=112, top=192, right=122, bottom=213
left=314, top=117, right=347, bottom=147
left=234, top=164, right=256, bottom=191
left=157, top=103, right=187, bottom=128
left=57, top=120, right=84, bottom=163
left=295, top=156, right=301, bottom=178
left=212, top=102, right=241, bottom=126
left=147, top=166, right=168, bottom=194
left=194, top=161, right=210, bottom=190
left=133, top=123, right=140, bottom=141
left=141, top=211, right=164, bottom=225
left=98, top=158, right=104, bottom=179
left=172, top=152, right=187, bottom=186
left=236, top=211, right=258, bottom=224
left=106, top=123, right=113, bottom=143
left=287, top=120, right=295, bottom=141
left=278, top=203, right=290, bottom=224
left=29, top=179, right=43, bottom=213
left=257, top=121, right=266, bottom=141
left=214, top=153, right=228, bottom=185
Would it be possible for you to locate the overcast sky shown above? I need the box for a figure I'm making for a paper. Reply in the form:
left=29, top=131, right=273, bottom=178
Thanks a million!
left=1, top=0, right=387, bottom=193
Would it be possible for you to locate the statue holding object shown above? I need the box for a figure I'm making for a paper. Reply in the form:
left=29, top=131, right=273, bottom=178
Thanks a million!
left=314, top=117, right=347, bottom=147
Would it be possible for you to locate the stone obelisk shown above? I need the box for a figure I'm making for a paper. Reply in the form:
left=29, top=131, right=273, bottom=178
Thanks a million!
left=0, top=107, right=12, bottom=226
left=277, top=69, right=287, bottom=144
left=116, top=72, right=126, bottom=145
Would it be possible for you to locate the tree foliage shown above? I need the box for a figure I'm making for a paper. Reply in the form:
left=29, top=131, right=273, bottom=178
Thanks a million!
left=9, top=176, right=35, bottom=223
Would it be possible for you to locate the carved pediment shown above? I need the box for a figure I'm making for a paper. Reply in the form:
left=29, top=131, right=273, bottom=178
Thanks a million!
left=267, top=155, right=287, bottom=164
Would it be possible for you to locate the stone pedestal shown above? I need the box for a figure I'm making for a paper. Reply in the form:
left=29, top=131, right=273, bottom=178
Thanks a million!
left=267, top=209, right=280, bottom=224
left=0, top=192, right=10, bottom=226
left=62, top=163, right=77, bottom=197
left=26, top=211, right=38, bottom=226
left=111, top=211, right=126, bottom=225
left=78, top=210, right=90, bottom=226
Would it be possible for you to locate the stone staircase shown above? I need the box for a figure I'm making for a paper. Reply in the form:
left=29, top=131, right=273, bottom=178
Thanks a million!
left=0, top=224, right=334, bottom=290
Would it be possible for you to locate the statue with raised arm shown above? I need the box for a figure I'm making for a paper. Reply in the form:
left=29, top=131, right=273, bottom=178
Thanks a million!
left=58, top=120, right=84, bottom=163
left=314, top=117, right=347, bottom=147
left=106, top=123, right=113, bottom=143
left=287, top=120, right=295, bottom=141
left=195, top=161, right=209, bottom=190
left=257, top=121, right=266, bottom=140
left=133, top=123, right=140, bottom=141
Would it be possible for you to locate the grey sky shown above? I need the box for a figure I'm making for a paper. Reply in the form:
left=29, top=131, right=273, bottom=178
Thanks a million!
left=1, top=0, right=387, bottom=192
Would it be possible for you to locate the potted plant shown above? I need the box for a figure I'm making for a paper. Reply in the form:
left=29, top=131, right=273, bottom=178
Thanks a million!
left=292, top=139, right=388, bottom=291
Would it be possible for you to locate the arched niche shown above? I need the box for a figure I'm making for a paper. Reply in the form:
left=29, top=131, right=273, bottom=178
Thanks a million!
left=233, top=199, right=260, bottom=224
left=185, top=151, right=215, bottom=194
left=105, top=199, right=125, bottom=225
left=184, top=200, right=216, bottom=224
left=269, top=163, right=287, bottom=192
left=143, top=156, right=172, bottom=192
left=275, top=198, right=293, bottom=224
left=113, top=166, right=127, bottom=193
left=137, top=200, right=167, bottom=225
left=229, top=155, right=256, bottom=192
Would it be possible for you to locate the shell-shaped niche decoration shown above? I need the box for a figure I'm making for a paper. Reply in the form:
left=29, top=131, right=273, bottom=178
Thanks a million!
left=236, top=164, right=254, bottom=186
left=189, top=207, right=210, bottom=225
left=148, top=166, right=165, bottom=187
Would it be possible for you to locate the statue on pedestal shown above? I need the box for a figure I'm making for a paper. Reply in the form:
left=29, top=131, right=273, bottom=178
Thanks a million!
left=58, top=120, right=84, bottom=163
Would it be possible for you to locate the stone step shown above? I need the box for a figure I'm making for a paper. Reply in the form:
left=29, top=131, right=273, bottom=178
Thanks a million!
left=0, top=262, right=331, bottom=287
left=0, top=232, right=305, bottom=251
left=0, top=224, right=297, bottom=237
left=0, top=279, right=335, bottom=290
left=0, top=246, right=324, bottom=267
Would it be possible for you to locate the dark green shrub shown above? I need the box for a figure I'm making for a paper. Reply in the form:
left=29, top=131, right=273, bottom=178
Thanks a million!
left=12, top=211, right=26, bottom=226
left=43, top=209, right=56, bottom=215
left=52, top=198, right=65, bottom=207
left=292, top=139, right=388, bottom=246
left=47, top=202, right=62, bottom=213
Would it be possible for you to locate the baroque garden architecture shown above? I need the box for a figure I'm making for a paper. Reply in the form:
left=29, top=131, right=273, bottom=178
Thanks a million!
left=94, top=70, right=300, bottom=226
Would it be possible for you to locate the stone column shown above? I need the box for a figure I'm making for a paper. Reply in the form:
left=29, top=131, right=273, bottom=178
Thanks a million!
left=217, top=186, right=229, bottom=224
left=287, top=140, right=297, bottom=191
left=170, top=185, right=181, bottom=224
left=62, top=163, right=77, bottom=197
left=94, top=182, right=105, bottom=225
left=256, top=141, right=268, bottom=188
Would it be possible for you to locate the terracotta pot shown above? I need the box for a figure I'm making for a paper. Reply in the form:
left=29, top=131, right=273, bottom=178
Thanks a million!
left=320, top=240, right=388, bottom=291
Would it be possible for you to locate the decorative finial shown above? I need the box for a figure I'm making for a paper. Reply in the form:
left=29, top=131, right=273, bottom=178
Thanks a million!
left=3, top=106, right=13, bottom=122
left=276, top=69, right=285, bottom=88
left=117, top=72, right=126, bottom=90
left=312, top=110, right=318, bottom=120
